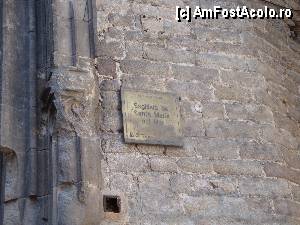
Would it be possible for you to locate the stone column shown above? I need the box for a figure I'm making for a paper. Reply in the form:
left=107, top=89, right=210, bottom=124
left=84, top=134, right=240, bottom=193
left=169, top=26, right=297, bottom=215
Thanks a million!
left=46, top=0, right=102, bottom=224
left=0, top=0, right=101, bottom=224
left=0, top=0, right=39, bottom=224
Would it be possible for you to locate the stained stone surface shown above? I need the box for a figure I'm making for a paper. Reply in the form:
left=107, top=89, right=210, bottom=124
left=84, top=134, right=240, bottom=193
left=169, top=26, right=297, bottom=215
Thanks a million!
left=0, top=0, right=300, bottom=225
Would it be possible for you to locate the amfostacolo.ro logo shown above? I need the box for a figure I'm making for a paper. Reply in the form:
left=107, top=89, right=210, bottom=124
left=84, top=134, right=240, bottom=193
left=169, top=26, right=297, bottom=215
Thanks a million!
left=176, top=6, right=293, bottom=22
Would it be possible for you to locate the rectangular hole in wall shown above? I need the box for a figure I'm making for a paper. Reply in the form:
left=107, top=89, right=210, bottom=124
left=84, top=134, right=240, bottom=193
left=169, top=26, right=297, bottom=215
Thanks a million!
left=103, top=195, right=121, bottom=213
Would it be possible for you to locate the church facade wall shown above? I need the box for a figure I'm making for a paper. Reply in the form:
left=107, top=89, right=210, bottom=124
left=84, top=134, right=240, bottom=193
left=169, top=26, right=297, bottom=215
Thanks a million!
left=96, top=0, right=300, bottom=224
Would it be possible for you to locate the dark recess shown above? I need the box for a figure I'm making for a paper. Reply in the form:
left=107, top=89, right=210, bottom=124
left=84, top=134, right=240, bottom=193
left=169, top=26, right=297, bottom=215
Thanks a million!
left=103, top=195, right=121, bottom=213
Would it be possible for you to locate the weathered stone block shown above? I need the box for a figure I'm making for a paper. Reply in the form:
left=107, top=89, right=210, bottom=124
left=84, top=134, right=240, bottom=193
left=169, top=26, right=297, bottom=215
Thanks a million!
left=53, top=17, right=72, bottom=55
left=143, top=45, right=195, bottom=64
left=195, top=28, right=241, bottom=43
left=101, top=91, right=121, bottom=110
left=120, top=60, right=169, bottom=76
left=109, top=173, right=138, bottom=193
left=100, top=110, right=123, bottom=132
left=149, top=156, right=178, bottom=172
left=164, top=141, right=195, bottom=157
left=207, top=177, right=238, bottom=195
left=171, top=65, right=219, bottom=83
left=103, top=27, right=124, bottom=40
left=218, top=197, right=273, bottom=222
left=264, top=162, right=300, bottom=184
left=202, top=102, right=225, bottom=119
left=80, top=137, right=102, bottom=185
left=180, top=100, right=202, bottom=118
left=167, top=80, right=213, bottom=101
left=205, top=120, right=260, bottom=139
left=182, top=116, right=205, bottom=137
left=170, top=174, right=238, bottom=196
left=260, top=126, right=299, bottom=149
left=282, top=149, right=300, bottom=170
left=140, top=16, right=164, bottom=35
left=214, top=84, right=253, bottom=102
left=177, top=158, right=213, bottom=174
left=106, top=153, right=149, bottom=172
left=292, top=185, right=300, bottom=202
left=99, top=80, right=121, bottom=92
left=122, top=75, right=166, bottom=91
left=273, top=111, right=300, bottom=138
left=166, top=36, right=197, bottom=51
left=97, top=40, right=125, bottom=59
left=136, top=174, right=185, bottom=217
left=220, top=70, right=266, bottom=89
left=135, top=144, right=166, bottom=155
left=0, top=104, right=27, bottom=152
left=213, top=160, right=264, bottom=177
left=197, top=41, right=257, bottom=57
left=125, top=42, right=144, bottom=60
left=253, top=26, right=286, bottom=51
left=57, top=186, right=84, bottom=225
left=182, top=195, right=273, bottom=222
left=96, top=58, right=116, bottom=78
left=108, top=13, right=135, bottom=28
left=124, top=30, right=144, bottom=42
left=196, top=53, right=250, bottom=71
left=274, top=200, right=300, bottom=218
left=254, top=88, right=288, bottom=114
left=166, top=18, right=192, bottom=34
left=57, top=135, right=77, bottom=183
left=239, top=178, right=291, bottom=197
left=101, top=133, right=134, bottom=154
left=225, top=103, right=274, bottom=124
left=1, top=152, right=19, bottom=202
left=170, top=174, right=200, bottom=194
left=239, top=140, right=282, bottom=162
left=182, top=195, right=220, bottom=216
left=2, top=200, right=21, bottom=225
left=186, top=137, right=240, bottom=160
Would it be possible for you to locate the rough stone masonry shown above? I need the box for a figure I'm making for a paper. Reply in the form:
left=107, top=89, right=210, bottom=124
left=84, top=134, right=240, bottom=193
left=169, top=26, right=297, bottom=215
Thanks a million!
left=0, top=0, right=300, bottom=224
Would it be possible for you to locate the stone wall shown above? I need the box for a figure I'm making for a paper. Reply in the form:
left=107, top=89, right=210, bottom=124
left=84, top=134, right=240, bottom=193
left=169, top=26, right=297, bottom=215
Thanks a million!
left=0, top=0, right=300, bottom=224
left=96, top=0, right=300, bottom=224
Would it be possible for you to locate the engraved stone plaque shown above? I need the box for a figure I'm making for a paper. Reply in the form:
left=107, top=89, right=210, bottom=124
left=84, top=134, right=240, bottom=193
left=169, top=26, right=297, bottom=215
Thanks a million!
left=121, top=89, right=183, bottom=146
